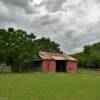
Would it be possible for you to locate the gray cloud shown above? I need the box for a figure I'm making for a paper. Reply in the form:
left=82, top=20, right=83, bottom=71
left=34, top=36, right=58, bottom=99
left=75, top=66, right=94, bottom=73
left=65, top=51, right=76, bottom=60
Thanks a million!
left=0, top=0, right=100, bottom=53
left=39, top=15, right=59, bottom=25
left=1, top=0, right=38, bottom=14
left=37, top=0, right=66, bottom=12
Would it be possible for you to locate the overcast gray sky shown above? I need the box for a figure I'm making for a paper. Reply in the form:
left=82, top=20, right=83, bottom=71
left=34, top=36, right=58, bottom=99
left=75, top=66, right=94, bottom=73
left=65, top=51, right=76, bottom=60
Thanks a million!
left=0, top=0, right=100, bottom=53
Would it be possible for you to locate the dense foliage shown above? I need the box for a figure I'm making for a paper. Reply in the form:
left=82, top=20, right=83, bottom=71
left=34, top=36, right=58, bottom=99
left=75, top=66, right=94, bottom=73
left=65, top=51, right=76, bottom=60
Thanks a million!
left=0, top=28, right=61, bottom=72
left=72, top=42, right=100, bottom=69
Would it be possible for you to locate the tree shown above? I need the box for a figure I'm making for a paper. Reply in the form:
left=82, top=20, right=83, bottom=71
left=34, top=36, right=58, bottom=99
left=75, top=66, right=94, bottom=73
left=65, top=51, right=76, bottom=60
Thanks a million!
left=72, top=42, right=100, bottom=69
left=34, top=37, right=60, bottom=53
left=0, top=28, right=61, bottom=72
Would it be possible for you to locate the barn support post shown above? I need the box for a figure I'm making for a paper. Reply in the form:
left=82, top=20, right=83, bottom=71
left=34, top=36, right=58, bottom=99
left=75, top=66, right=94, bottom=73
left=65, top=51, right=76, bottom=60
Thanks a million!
left=66, top=61, right=68, bottom=72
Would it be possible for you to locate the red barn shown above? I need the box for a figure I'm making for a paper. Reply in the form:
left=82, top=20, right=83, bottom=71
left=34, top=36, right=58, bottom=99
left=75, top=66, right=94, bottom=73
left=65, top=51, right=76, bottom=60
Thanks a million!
left=34, top=52, right=77, bottom=73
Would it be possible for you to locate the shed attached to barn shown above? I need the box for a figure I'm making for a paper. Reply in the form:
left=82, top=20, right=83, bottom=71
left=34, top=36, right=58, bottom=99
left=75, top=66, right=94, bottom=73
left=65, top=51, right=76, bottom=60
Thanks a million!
left=34, top=52, right=77, bottom=73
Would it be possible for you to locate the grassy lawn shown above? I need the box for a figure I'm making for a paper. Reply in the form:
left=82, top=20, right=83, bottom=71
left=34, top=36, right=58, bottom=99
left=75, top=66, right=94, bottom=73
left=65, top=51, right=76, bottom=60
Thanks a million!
left=0, top=73, right=100, bottom=100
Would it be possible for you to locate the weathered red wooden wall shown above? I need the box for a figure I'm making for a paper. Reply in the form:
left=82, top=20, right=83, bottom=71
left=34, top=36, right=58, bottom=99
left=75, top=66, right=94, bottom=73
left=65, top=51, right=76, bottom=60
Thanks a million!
left=42, top=60, right=77, bottom=73
left=67, top=61, right=77, bottom=73
left=42, top=60, right=49, bottom=72
left=42, top=60, right=56, bottom=72
left=49, top=60, right=56, bottom=72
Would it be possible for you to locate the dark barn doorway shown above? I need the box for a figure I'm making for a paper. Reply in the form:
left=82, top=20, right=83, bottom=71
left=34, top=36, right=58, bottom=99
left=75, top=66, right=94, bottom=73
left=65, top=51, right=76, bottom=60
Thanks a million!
left=56, top=60, right=66, bottom=72
left=33, top=61, right=42, bottom=72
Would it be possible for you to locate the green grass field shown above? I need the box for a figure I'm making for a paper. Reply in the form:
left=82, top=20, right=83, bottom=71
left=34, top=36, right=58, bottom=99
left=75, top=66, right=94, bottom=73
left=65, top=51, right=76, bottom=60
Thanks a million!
left=0, top=73, right=100, bottom=100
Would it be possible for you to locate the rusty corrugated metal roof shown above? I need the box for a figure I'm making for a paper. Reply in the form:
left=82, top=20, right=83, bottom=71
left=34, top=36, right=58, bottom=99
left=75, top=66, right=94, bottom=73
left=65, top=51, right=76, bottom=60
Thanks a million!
left=39, top=52, right=77, bottom=61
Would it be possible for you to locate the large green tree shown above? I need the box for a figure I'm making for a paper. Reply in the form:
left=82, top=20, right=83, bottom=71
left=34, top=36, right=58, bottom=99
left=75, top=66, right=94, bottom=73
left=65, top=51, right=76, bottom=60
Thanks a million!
left=0, top=28, right=61, bottom=72
left=72, top=42, right=100, bottom=69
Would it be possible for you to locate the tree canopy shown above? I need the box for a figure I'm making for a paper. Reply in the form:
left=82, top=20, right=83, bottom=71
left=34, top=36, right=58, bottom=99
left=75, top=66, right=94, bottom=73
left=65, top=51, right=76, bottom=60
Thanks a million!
left=72, top=42, right=100, bottom=69
left=0, top=28, right=61, bottom=72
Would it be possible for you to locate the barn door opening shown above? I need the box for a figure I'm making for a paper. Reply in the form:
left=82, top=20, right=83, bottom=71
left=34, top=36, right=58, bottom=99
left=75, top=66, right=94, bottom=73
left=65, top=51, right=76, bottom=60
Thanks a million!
left=56, top=60, right=66, bottom=72
left=33, top=61, right=42, bottom=72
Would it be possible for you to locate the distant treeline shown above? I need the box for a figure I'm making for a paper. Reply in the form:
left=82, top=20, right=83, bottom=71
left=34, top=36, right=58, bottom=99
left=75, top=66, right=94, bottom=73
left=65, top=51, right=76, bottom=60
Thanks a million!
left=0, top=28, right=61, bottom=72
left=72, top=42, right=100, bottom=69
